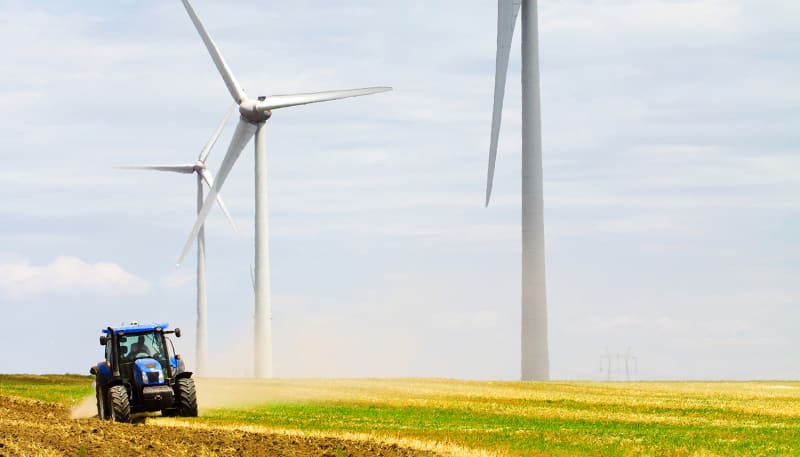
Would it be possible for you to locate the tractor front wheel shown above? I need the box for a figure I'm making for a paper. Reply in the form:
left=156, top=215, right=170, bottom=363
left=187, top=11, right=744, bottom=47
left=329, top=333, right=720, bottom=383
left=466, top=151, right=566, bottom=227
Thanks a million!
left=94, top=375, right=109, bottom=420
left=108, top=385, right=131, bottom=423
left=175, top=378, right=198, bottom=417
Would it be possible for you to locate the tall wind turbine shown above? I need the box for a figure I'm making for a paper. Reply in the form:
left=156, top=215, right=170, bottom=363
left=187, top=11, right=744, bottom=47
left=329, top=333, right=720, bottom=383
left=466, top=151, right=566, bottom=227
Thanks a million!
left=485, top=0, right=549, bottom=380
left=175, top=0, right=391, bottom=378
left=118, top=105, right=237, bottom=377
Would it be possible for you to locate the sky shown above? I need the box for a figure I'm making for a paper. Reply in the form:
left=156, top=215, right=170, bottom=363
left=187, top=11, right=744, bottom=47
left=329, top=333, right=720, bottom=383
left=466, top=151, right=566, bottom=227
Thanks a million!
left=0, top=0, right=798, bottom=380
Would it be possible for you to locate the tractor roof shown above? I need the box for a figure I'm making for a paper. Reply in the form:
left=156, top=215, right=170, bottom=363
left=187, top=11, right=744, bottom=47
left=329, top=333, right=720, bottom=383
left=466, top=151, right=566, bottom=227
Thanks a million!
left=102, top=322, right=169, bottom=335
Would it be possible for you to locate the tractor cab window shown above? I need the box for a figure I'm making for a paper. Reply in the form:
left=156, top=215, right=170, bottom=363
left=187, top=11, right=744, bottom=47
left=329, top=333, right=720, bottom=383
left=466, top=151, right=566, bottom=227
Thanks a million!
left=165, top=337, right=176, bottom=361
left=119, top=332, right=166, bottom=361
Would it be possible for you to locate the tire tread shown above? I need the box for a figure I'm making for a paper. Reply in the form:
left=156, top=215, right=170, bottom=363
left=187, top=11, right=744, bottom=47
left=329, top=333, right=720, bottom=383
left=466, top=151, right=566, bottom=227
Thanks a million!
left=175, top=378, right=198, bottom=417
left=109, top=385, right=131, bottom=423
left=95, top=374, right=110, bottom=420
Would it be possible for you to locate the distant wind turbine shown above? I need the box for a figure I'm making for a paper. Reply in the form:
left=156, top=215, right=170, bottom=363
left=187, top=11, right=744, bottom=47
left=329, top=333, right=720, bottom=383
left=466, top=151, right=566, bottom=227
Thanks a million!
left=117, top=105, right=238, bottom=377
left=176, top=0, right=392, bottom=378
left=485, top=0, right=549, bottom=380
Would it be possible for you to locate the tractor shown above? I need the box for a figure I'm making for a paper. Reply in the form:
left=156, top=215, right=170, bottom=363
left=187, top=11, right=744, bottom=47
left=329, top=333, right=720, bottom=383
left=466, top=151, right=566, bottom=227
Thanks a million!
left=90, top=322, right=198, bottom=422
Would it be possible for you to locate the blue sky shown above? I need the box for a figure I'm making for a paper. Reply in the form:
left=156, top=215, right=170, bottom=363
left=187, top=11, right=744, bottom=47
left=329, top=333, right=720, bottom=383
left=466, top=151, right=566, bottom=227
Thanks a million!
left=0, top=0, right=798, bottom=380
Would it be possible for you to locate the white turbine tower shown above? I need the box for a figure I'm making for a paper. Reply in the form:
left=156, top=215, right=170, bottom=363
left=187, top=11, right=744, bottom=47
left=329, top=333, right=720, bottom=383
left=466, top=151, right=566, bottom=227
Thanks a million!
left=485, top=0, right=549, bottom=380
left=117, top=106, right=238, bottom=377
left=175, top=0, right=391, bottom=378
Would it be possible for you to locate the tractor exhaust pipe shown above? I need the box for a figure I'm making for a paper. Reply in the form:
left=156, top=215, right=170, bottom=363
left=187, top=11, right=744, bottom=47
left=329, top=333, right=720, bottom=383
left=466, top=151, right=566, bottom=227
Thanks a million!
left=108, top=327, right=121, bottom=378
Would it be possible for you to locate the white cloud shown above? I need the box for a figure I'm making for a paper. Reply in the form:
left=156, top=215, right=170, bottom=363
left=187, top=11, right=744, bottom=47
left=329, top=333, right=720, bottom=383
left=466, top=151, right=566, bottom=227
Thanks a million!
left=594, top=213, right=694, bottom=234
left=159, top=269, right=194, bottom=291
left=443, top=310, right=499, bottom=331
left=0, top=256, right=151, bottom=300
left=596, top=316, right=752, bottom=336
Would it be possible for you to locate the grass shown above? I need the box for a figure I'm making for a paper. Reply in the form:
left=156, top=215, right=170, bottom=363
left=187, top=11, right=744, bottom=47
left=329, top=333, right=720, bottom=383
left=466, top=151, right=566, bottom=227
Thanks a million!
left=3, top=375, right=800, bottom=456
left=194, top=379, right=800, bottom=456
left=0, top=374, right=92, bottom=405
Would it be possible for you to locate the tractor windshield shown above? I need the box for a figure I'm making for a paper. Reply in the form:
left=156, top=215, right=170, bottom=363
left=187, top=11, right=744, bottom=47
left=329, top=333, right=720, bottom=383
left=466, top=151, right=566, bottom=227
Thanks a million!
left=112, top=331, right=172, bottom=383
left=119, top=332, right=167, bottom=362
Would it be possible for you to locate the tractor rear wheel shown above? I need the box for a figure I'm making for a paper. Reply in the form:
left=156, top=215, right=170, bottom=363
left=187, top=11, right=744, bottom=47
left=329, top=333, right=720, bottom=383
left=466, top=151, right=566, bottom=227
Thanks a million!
left=175, top=378, right=198, bottom=417
left=94, top=375, right=109, bottom=420
left=108, top=385, right=131, bottom=423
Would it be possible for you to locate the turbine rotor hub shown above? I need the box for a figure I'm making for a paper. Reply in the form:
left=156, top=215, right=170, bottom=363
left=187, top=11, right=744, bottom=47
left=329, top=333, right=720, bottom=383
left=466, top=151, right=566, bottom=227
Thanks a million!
left=238, top=98, right=271, bottom=123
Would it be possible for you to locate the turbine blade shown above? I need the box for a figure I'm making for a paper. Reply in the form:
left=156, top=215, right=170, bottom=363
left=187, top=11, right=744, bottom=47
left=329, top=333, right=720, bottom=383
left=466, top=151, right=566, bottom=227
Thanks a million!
left=198, top=103, right=237, bottom=162
left=180, top=0, right=246, bottom=103
left=178, top=119, right=256, bottom=263
left=200, top=168, right=239, bottom=233
left=255, top=87, right=392, bottom=111
left=114, top=164, right=196, bottom=174
left=486, top=0, right=521, bottom=207
left=250, top=265, right=255, bottom=293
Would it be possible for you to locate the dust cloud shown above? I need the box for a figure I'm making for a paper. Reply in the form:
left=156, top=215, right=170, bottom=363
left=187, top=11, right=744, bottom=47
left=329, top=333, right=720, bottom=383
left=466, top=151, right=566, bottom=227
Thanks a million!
left=195, top=378, right=349, bottom=410
left=206, top=317, right=431, bottom=380
left=70, top=379, right=352, bottom=418
left=70, top=395, right=97, bottom=419
left=193, top=378, right=445, bottom=411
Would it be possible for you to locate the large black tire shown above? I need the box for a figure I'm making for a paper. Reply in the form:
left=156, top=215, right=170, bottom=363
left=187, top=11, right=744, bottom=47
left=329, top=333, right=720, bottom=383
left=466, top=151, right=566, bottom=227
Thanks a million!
left=175, top=378, right=198, bottom=417
left=108, top=385, right=131, bottom=423
left=94, top=374, right=109, bottom=420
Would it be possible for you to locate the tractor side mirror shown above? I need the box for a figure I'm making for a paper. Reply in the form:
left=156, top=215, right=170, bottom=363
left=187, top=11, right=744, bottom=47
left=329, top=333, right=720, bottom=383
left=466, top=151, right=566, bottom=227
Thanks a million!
left=99, top=335, right=108, bottom=346
left=174, top=328, right=181, bottom=338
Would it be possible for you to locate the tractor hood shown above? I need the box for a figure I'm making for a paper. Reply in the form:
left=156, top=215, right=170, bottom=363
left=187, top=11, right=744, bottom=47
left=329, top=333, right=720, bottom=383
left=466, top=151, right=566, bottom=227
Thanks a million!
left=134, top=358, right=165, bottom=386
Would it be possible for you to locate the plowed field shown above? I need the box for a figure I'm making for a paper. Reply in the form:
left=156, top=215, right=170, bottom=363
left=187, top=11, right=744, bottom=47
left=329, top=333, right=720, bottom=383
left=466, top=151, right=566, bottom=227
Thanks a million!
left=0, top=394, right=434, bottom=457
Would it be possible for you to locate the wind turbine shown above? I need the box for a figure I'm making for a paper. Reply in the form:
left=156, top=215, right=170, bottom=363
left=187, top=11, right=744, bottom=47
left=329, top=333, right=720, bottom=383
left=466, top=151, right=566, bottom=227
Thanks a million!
left=175, top=0, right=392, bottom=378
left=485, top=0, right=549, bottom=380
left=117, top=105, right=238, bottom=377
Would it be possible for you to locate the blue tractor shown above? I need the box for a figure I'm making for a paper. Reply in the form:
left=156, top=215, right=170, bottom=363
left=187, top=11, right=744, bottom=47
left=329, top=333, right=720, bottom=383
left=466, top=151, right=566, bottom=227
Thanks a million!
left=89, top=322, right=198, bottom=422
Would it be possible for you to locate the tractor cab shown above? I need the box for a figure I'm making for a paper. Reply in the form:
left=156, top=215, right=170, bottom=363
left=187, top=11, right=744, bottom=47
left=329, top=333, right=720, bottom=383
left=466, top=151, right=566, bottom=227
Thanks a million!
left=90, top=321, right=197, bottom=422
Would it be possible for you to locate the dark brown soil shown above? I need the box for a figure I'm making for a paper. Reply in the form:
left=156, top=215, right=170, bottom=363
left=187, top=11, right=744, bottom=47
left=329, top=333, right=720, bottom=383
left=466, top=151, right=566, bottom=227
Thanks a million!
left=0, top=395, right=436, bottom=456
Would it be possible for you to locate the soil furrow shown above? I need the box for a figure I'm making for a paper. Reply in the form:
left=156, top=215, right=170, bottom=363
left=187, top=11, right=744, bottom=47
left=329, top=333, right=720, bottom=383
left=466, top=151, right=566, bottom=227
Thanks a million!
left=0, top=395, right=435, bottom=457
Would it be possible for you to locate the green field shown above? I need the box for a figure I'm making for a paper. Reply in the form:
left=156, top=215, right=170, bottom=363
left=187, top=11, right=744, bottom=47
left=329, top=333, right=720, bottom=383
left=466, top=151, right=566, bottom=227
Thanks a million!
left=2, top=375, right=800, bottom=456
left=0, top=374, right=93, bottom=405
